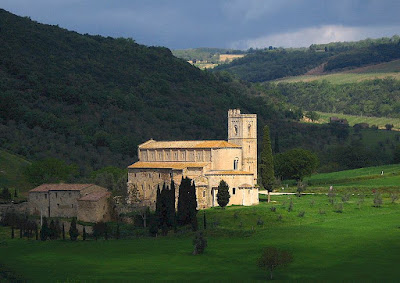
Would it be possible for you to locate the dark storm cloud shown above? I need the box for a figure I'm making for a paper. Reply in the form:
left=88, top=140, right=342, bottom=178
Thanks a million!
left=1, top=0, right=399, bottom=49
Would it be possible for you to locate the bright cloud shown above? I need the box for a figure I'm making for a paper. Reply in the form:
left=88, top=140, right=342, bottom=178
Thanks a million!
left=231, top=25, right=400, bottom=49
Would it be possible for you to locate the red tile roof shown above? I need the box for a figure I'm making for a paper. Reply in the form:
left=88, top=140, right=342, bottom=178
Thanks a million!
left=29, top=184, right=94, bottom=192
left=78, top=191, right=111, bottom=202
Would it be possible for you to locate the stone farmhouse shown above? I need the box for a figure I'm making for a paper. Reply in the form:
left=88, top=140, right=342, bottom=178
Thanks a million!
left=28, top=184, right=112, bottom=223
left=127, top=109, right=259, bottom=209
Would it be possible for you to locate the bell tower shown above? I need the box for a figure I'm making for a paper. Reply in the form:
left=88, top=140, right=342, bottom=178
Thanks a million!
left=227, top=109, right=257, bottom=183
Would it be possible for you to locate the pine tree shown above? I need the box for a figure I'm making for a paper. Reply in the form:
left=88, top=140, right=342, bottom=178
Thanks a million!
left=217, top=180, right=230, bottom=208
left=260, top=125, right=275, bottom=203
left=69, top=217, right=79, bottom=241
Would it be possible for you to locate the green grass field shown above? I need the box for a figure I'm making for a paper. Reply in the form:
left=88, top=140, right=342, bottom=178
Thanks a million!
left=1, top=194, right=400, bottom=281
left=277, top=59, right=400, bottom=84
left=315, top=111, right=400, bottom=129
left=305, top=164, right=400, bottom=190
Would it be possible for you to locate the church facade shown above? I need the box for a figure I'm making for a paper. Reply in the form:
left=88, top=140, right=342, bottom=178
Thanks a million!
left=127, top=109, right=259, bottom=209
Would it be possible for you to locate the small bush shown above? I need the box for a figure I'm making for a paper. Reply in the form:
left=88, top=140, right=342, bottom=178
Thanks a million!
left=192, top=231, right=207, bottom=255
left=390, top=193, right=399, bottom=204
left=298, top=211, right=305, bottom=217
left=277, top=214, right=283, bottom=221
left=334, top=203, right=343, bottom=213
left=270, top=206, right=276, bottom=212
left=341, top=193, right=351, bottom=203
left=257, top=217, right=264, bottom=226
left=287, top=200, right=293, bottom=212
left=373, top=192, right=383, bottom=207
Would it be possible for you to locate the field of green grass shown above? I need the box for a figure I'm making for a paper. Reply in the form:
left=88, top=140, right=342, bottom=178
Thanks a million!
left=315, top=111, right=400, bottom=129
left=0, top=149, right=31, bottom=194
left=304, top=164, right=400, bottom=192
left=277, top=59, right=400, bottom=84
left=1, top=194, right=400, bottom=281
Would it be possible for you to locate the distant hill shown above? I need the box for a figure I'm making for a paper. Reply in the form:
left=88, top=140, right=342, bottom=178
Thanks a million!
left=214, top=36, right=400, bottom=82
left=0, top=9, right=285, bottom=177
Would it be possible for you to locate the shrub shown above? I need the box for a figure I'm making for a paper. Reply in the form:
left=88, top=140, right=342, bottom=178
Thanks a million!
left=390, top=193, right=399, bottom=204
left=270, top=206, right=276, bottom=212
left=277, top=214, right=283, bottom=221
left=373, top=192, right=383, bottom=207
left=257, top=247, right=293, bottom=280
left=341, top=193, right=351, bottom=203
left=298, top=211, right=305, bottom=217
left=192, top=231, right=207, bottom=255
left=257, top=217, right=264, bottom=226
left=334, top=203, right=343, bottom=213
left=287, top=200, right=293, bottom=212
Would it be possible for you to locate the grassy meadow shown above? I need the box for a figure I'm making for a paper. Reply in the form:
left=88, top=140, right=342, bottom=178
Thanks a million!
left=277, top=59, right=400, bottom=84
left=304, top=164, right=400, bottom=191
left=1, top=192, right=400, bottom=282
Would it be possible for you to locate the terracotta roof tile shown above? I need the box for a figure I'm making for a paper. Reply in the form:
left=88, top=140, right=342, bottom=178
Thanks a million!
left=29, top=184, right=94, bottom=192
left=128, top=162, right=208, bottom=170
left=205, top=170, right=253, bottom=175
left=78, top=191, right=111, bottom=202
left=139, top=140, right=240, bottom=149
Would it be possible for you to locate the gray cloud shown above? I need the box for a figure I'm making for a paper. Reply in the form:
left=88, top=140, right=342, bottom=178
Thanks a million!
left=1, top=0, right=399, bottom=49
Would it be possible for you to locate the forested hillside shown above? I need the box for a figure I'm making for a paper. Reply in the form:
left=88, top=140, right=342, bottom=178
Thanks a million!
left=0, top=9, right=284, bottom=177
left=214, top=36, right=400, bottom=82
left=264, top=79, right=400, bottom=118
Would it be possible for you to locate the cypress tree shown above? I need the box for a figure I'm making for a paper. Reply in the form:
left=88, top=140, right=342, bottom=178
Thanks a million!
left=83, top=226, right=86, bottom=241
left=35, top=224, right=38, bottom=240
left=177, top=177, right=192, bottom=226
left=40, top=217, right=49, bottom=241
left=116, top=223, right=120, bottom=240
left=260, top=125, right=275, bottom=203
left=203, top=211, right=207, bottom=230
left=155, top=184, right=161, bottom=228
left=49, top=220, right=56, bottom=240
left=69, top=217, right=79, bottom=241
left=62, top=223, right=65, bottom=240
left=14, top=189, right=18, bottom=198
left=168, top=179, right=176, bottom=228
left=19, top=226, right=23, bottom=238
left=217, top=180, right=230, bottom=208
left=105, top=223, right=108, bottom=240
left=11, top=226, right=14, bottom=239
left=189, top=180, right=198, bottom=231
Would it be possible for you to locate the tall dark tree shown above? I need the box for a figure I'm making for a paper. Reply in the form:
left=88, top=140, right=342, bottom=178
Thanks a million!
left=83, top=226, right=86, bottom=241
left=274, top=134, right=280, bottom=154
left=203, top=211, right=207, bottom=230
left=260, top=125, right=275, bottom=203
left=11, top=226, right=14, bottom=239
left=69, top=217, right=79, bottom=241
left=155, top=184, right=161, bottom=228
left=62, top=223, right=65, bottom=240
left=116, top=223, right=120, bottom=240
left=35, top=224, right=38, bottom=240
left=177, top=177, right=197, bottom=227
left=40, top=217, right=49, bottom=241
left=168, top=179, right=176, bottom=228
left=217, top=180, right=230, bottom=208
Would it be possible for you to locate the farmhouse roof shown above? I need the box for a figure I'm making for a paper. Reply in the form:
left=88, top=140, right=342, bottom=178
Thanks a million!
left=138, top=139, right=241, bottom=149
left=29, top=184, right=95, bottom=192
left=78, top=191, right=111, bottom=202
left=128, top=162, right=208, bottom=170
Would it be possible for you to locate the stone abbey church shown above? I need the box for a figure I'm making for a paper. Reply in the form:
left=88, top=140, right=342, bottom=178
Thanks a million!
left=127, top=109, right=259, bottom=209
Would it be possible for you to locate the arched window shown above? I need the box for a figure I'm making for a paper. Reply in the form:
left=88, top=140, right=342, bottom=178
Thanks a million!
left=233, top=188, right=236, bottom=195
left=248, top=124, right=251, bottom=137
left=234, top=125, right=238, bottom=136
left=233, top=158, right=239, bottom=170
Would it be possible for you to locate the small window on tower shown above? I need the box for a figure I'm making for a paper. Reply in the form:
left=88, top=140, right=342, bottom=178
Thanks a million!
left=248, top=124, right=251, bottom=137
left=233, top=188, right=236, bottom=195
left=234, top=158, right=239, bottom=170
left=234, top=125, right=238, bottom=136
left=203, top=190, right=206, bottom=197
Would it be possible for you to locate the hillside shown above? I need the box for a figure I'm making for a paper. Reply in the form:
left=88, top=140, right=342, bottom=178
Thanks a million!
left=263, top=78, right=400, bottom=118
left=276, top=59, right=400, bottom=84
left=0, top=9, right=285, bottom=177
left=0, top=149, right=31, bottom=192
left=214, top=36, right=400, bottom=82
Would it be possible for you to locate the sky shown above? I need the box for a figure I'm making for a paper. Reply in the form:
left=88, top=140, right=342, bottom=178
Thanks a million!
left=1, top=0, right=400, bottom=50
